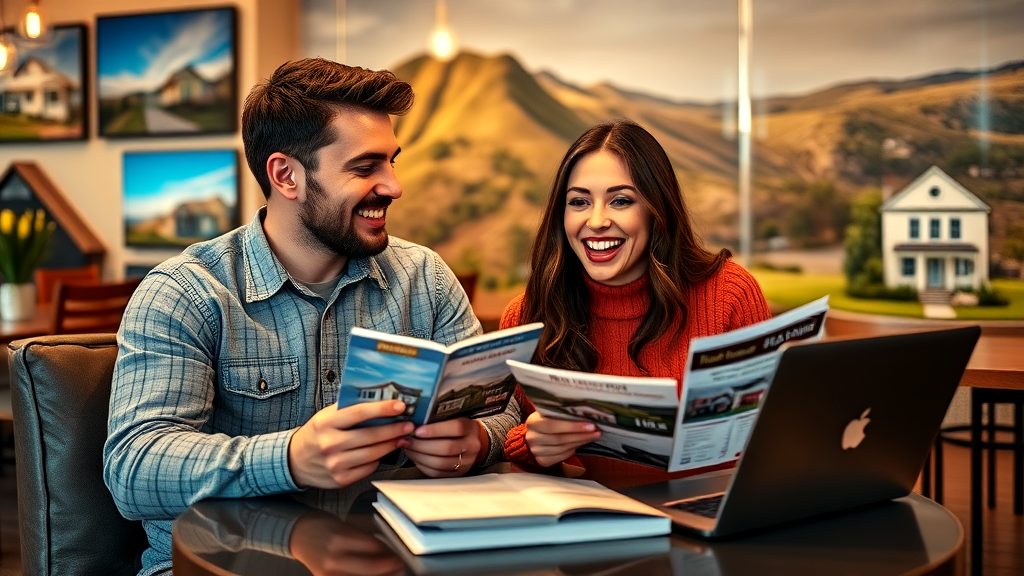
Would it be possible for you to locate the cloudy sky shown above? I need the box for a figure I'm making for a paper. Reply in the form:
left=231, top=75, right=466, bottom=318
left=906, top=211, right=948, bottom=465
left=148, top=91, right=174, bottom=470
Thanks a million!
left=303, top=0, right=1022, bottom=102
left=98, top=8, right=233, bottom=98
left=123, top=150, right=237, bottom=221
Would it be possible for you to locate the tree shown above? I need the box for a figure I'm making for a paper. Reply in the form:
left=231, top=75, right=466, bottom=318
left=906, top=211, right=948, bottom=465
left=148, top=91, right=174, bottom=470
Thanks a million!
left=843, top=188, right=884, bottom=287
left=1005, top=222, right=1024, bottom=279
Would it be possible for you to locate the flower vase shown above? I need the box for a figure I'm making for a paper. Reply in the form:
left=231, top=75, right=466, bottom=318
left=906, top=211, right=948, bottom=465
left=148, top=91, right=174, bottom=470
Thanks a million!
left=0, top=282, right=36, bottom=322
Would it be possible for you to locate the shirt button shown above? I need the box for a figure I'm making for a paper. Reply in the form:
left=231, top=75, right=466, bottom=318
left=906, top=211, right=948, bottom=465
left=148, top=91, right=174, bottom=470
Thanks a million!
left=258, top=378, right=268, bottom=392
left=326, top=370, right=336, bottom=382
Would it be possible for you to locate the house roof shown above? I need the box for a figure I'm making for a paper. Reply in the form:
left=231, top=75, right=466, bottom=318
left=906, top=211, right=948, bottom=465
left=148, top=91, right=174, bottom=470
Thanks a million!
left=0, top=162, right=105, bottom=259
left=157, top=65, right=211, bottom=93
left=3, top=57, right=77, bottom=91
left=881, top=166, right=990, bottom=213
left=361, top=381, right=423, bottom=397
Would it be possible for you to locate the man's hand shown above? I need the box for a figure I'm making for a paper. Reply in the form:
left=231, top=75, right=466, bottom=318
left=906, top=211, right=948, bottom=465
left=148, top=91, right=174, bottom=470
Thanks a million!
left=289, top=511, right=404, bottom=576
left=403, top=418, right=485, bottom=477
left=288, top=401, right=413, bottom=489
left=524, top=411, right=600, bottom=468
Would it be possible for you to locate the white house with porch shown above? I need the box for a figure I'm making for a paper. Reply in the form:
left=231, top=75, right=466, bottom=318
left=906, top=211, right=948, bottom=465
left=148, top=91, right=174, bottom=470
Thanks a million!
left=0, top=57, right=77, bottom=123
left=881, top=166, right=989, bottom=294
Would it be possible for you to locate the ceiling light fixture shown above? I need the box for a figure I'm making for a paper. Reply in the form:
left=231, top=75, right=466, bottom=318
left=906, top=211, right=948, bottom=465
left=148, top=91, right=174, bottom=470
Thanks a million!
left=18, top=0, right=46, bottom=42
left=0, top=0, right=18, bottom=75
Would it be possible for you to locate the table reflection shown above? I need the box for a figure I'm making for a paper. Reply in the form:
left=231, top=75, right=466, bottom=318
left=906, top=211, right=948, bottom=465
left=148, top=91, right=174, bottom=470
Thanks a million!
left=174, top=482, right=960, bottom=576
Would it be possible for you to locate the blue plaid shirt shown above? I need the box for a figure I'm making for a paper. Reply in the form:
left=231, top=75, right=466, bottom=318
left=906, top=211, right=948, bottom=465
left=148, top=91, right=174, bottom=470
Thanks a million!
left=103, top=209, right=516, bottom=575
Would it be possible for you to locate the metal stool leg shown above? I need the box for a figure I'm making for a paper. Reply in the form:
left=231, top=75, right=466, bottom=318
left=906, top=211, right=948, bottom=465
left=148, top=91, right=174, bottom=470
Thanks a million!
left=1015, top=401, right=1023, bottom=516
left=988, top=402, right=997, bottom=509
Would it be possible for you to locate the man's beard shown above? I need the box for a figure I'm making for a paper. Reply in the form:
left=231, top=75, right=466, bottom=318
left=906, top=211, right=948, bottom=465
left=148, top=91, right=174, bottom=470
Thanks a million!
left=300, top=175, right=390, bottom=258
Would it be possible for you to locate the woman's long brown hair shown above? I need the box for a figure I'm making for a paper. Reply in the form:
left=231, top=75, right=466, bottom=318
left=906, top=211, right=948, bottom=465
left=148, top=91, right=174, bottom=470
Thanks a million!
left=521, top=120, right=729, bottom=372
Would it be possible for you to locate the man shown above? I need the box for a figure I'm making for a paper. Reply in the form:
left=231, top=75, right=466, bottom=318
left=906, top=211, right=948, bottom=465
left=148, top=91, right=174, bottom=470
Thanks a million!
left=103, top=58, right=519, bottom=575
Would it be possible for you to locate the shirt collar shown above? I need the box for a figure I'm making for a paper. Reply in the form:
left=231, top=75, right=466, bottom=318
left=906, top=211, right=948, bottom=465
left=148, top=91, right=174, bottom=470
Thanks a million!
left=241, top=207, right=389, bottom=303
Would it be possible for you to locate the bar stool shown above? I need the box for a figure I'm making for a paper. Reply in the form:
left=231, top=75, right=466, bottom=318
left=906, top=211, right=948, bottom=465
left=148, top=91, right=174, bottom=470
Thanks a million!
left=928, top=398, right=1023, bottom=513
left=925, top=393, right=1019, bottom=510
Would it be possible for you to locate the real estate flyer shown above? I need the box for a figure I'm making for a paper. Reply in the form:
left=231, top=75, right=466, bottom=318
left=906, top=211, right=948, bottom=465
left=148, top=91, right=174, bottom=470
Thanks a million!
left=338, top=323, right=543, bottom=427
left=507, top=296, right=829, bottom=472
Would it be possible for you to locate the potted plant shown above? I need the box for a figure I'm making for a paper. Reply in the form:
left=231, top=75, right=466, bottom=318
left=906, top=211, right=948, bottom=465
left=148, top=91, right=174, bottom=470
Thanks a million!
left=0, top=208, right=56, bottom=321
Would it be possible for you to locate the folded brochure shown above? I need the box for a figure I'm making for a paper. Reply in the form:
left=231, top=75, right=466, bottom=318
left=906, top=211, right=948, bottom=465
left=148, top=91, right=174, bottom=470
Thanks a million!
left=507, top=296, right=829, bottom=472
left=338, top=323, right=543, bottom=426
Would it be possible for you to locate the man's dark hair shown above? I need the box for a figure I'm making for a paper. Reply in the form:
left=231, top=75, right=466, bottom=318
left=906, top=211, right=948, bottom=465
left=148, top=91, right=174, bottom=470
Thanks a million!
left=241, top=58, right=414, bottom=198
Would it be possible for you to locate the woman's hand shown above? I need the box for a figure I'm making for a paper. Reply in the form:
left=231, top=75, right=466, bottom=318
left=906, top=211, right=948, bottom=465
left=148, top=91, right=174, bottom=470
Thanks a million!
left=524, top=411, right=601, bottom=467
left=403, top=418, right=485, bottom=477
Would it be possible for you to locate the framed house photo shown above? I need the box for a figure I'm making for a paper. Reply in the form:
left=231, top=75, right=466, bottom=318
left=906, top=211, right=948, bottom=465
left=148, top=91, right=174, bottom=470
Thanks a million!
left=97, top=6, right=237, bottom=137
left=0, top=24, right=88, bottom=143
left=123, top=149, right=239, bottom=248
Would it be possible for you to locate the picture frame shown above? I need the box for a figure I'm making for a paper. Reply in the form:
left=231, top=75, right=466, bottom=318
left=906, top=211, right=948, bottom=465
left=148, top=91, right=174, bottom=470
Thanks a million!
left=0, top=24, right=88, bottom=143
left=97, top=6, right=237, bottom=138
left=123, top=149, right=239, bottom=248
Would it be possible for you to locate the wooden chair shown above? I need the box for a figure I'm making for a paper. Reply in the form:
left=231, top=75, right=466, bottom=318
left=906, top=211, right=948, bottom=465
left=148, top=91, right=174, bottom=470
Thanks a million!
left=50, top=278, right=142, bottom=335
left=35, top=264, right=101, bottom=305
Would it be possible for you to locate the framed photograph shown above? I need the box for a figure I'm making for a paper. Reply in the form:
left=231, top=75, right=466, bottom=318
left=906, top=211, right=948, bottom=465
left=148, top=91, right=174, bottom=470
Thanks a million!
left=97, top=6, right=236, bottom=137
left=0, top=24, right=88, bottom=143
left=123, top=149, right=239, bottom=248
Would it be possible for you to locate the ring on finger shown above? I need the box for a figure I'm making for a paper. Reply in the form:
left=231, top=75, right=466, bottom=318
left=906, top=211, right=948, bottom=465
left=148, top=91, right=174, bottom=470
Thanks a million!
left=452, top=450, right=464, bottom=471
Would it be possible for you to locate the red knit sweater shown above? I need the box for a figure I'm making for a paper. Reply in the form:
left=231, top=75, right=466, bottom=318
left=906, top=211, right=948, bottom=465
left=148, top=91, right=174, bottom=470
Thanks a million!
left=502, top=259, right=772, bottom=488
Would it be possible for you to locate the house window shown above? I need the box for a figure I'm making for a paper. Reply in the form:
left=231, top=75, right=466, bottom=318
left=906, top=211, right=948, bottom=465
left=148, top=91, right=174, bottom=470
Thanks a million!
left=46, top=91, right=59, bottom=104
left=929, top=218, right=940, bottom=239
left=909, top=218, right=919, bottom=239
left=950, top=218, right=961, bottom=239
left=955, top=259, right=974, bottom=276
left=929, top=186, right=941, bottom=198
left=902, top=258, right=915, bottom=276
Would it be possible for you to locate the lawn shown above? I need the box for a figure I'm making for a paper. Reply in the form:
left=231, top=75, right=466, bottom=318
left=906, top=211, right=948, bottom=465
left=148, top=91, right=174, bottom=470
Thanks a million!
left=751, top=269, right=1024, bottom=320
left=0, top=115, right=45, bottom=139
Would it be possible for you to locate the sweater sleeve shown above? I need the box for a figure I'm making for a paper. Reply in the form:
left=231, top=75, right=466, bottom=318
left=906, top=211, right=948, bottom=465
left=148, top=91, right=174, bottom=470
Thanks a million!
left=720, top=260, right=773, bottom=329
left=497, top=294, right=542, bottom=466
left=499, top=293, right=526, bottom=330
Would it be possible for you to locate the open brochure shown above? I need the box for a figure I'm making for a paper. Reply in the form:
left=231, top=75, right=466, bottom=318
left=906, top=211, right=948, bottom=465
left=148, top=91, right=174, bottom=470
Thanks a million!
left=371, top=473, right=670, bottom=554
left=338, top=323, right=543, bottom=426
left=506, top=296, right=829, bottom=472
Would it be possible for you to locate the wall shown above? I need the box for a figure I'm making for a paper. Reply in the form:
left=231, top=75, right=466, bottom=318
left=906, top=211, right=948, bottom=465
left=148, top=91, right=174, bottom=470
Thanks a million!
left=0, top=0, right=299, bottom=279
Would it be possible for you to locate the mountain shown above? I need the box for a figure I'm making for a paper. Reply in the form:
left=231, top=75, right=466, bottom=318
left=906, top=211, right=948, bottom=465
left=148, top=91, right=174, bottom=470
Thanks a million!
left=386, top=51, right=588, bottom=286
left=386, top=52, right=1024, bottom=286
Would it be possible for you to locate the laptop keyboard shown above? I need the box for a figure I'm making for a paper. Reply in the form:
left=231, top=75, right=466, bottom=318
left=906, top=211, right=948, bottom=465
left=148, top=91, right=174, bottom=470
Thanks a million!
left=670, top=494, right=724, bottom=518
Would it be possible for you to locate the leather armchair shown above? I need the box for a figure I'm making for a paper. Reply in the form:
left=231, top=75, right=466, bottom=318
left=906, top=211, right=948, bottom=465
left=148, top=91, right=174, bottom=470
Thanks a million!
left=9, top=333, right=146, bottom=575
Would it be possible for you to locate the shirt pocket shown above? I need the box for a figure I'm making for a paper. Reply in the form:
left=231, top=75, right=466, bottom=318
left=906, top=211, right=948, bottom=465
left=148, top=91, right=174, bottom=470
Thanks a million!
left=219, top=356, right=301, bottom=435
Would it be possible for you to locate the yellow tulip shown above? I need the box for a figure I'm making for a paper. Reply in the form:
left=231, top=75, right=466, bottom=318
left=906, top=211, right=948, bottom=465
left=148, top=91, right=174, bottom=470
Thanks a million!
left=34, top=209, right=46, bottom=233
left=17, top=211, right=32, bottom=240
left=0, top=209, right=12, bottom=235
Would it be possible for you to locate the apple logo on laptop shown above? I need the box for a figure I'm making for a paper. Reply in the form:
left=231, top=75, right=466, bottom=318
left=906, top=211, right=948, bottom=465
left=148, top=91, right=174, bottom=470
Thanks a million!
left=842, top=408, right=871, bottom=450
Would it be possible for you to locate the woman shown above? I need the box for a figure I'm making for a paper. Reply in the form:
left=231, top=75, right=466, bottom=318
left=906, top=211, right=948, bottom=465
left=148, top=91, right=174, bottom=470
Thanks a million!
left=502, top=120, right=772, bottom=486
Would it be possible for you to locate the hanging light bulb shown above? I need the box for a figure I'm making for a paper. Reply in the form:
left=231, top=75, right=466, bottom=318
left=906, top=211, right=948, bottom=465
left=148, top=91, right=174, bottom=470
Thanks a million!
left=18, top=0, right=46, bottom=42
left=0, top=37, right=16, bottom=75
left=429, top=0, right=456, bottom=61
left=0, top=0, right=17, bottom=75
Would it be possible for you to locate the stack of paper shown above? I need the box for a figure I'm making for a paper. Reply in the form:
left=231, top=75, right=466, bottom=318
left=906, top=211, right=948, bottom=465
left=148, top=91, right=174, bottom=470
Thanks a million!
left=372, top=473, right=671, bottom=555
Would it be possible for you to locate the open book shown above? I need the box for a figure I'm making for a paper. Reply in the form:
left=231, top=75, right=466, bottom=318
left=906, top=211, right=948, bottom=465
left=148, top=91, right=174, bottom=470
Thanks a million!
left=337, top=323, right=543, bottom=426
left=507, top=296, right=829, bottom=473
left=372, top=473, right=670, bottom=554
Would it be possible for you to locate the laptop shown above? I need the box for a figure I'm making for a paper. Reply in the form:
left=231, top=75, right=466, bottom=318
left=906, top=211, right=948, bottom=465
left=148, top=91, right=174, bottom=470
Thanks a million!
left=624, top=326, right=980, bottom=538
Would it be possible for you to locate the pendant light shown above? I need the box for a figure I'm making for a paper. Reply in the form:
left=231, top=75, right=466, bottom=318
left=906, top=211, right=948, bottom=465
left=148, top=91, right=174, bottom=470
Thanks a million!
left=0, top=0, right=18, bottom=75
left=18, top=0, right=46, bottom=43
